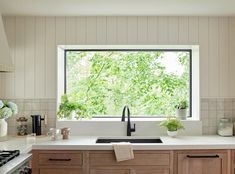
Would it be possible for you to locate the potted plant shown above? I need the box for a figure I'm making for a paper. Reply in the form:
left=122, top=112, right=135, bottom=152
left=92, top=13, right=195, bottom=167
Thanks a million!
left=0, top=100, right=18, bottom=137
left=175, top=100, right=188, bottom=120
left=160, top=117, right=184, bottom=137
left=57, top=94, right=90, bottom=120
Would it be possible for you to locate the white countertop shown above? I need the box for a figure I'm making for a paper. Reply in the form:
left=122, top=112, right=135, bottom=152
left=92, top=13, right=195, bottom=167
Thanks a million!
left=31, top=135, right=235, bottom=150
left=2, top=135, right=235, bottom=173
left=2, top=135, right=235, bottom=152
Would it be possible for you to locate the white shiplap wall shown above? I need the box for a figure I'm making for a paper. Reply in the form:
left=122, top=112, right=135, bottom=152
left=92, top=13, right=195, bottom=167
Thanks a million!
left=1, top=16, right=235, bottom=99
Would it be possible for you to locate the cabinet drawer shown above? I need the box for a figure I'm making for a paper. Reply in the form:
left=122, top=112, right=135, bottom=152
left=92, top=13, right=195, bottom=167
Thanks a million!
left=90, top=169, right=130, bottom=174
left=134, top=169, right=170, bottom=174
left=89, top=151, right=170, bottom=166
left=39, top=152, right=83, bottom=166
left=40, top=169, right=82, bottom=174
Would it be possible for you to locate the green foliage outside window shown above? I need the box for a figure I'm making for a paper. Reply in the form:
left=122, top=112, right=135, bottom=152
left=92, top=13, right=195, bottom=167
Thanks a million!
left=62, top=50, right=190, bottom=120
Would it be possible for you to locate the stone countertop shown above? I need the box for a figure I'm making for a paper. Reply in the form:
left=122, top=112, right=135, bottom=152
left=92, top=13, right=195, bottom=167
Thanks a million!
left=2, top=135, right=235, bottom=173
left=2, top=135, right=235, bottom=152
left=31, top=135, right=235, bottom=150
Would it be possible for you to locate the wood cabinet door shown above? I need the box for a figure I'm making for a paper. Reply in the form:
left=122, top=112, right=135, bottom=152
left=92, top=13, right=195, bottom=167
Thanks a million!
left=39, top=168, right=82, bottom=174
left=90, top=169, right=130, bottom=174
left=177, top=152, right=228, bottom=174
left=133, top=169, right=170, bottom=174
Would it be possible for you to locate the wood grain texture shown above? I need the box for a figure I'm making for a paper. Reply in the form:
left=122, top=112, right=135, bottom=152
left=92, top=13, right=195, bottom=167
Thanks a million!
left=1, top=16, right=235, bottom=99
left=174, top=150, right=229, bottom=174
left=89, top=151, right=170, bottom=166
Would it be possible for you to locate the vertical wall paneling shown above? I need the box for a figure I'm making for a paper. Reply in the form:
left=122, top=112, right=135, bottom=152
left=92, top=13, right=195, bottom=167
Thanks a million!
left=158, top=17, right=168, bottom=44
left=179, top=17, right=189, bottom=44
left=106, top=17, right=117, bottom=44
left=1, top=16, right=235, bottom=99
left=127, top=17, right=138, bottom=44
left=117, top=17, right=128, bottom=44
left=96, top=17, right=107, bottom=44
left=147, top=17, right=158, bottom=44
left=35, top=17, right=46, bottom=98
left=229, top=17, right=235, bottom=97
left=24, top=17, right=35, bottom=98
left=86, top=17, right=97, bottom=44
left=76, top=17, right=86, bottom=44
left=189, top=17, right=199, bottom=44
left=208, top=17, right=219, bottom=97
left=168, top=17, right=179, bottom=44
left=199, top=17, right=209, bottom=97
left=45, top=17, right=56, bottom=98
left=15, top=17, right=25, bottom=98
left=4, top=17, right=15, bottom=98
left=65, top=17, right=77, bottom=45
left=55, top=17, right=66, bottom=45
left=219, top=17, right=229, bottom=97
left=137, top=17, right=148, bottom=44
left=0, top=18, right=6, bottom=98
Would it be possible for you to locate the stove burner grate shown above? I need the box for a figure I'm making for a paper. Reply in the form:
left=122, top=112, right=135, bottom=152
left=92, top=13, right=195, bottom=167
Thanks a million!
left=0, top=150, right=20, bottom=167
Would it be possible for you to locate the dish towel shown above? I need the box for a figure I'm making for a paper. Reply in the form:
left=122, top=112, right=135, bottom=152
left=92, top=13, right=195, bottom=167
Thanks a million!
left=113, top=142, right=134, bottom=162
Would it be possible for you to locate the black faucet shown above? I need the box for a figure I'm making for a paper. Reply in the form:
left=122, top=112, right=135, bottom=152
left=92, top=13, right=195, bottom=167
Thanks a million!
left=121, top=105, right=136, bottom=136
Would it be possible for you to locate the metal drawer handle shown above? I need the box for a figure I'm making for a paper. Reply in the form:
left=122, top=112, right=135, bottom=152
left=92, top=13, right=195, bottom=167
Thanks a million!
left=49, top=158, right=71, bottom=161
left=186, top=155, right=220, bottom=158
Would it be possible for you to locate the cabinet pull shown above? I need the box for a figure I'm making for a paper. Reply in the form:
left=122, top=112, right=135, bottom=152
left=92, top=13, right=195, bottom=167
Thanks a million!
left=186, top=155, right=219, bottom=158
left=49, top=158, right=71, bottom=161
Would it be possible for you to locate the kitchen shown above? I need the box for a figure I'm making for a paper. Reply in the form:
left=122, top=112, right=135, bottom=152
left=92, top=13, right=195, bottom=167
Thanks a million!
left=0, top=0, right=235, bottom=174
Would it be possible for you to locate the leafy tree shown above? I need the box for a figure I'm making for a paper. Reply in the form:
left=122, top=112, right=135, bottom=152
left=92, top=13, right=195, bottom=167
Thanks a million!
left=64, top=51, right=190, bottom=119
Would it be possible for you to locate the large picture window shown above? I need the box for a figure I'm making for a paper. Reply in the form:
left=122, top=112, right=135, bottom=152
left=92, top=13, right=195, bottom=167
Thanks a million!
left=65, top=49, right=192, bottom=118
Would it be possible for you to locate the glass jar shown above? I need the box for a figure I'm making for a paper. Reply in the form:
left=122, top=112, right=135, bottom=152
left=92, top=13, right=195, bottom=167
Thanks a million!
left=218, top=118, right=233, bottom=136
left=16, top=117, right=28, bottom=136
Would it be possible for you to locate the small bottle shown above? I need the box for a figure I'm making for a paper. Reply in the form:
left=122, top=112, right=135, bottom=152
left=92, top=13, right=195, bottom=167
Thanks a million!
left=218, top=118, right=233, bottom=136
left=16, top=117, right=28, bottom=136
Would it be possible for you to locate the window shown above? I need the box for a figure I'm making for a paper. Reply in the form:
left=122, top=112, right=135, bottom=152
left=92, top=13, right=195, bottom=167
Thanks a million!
left=64, top=49, right=192, bottom=118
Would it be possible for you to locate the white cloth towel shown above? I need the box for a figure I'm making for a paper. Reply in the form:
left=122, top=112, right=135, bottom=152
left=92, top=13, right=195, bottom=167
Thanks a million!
left=113, top=142, right=134, bottom=162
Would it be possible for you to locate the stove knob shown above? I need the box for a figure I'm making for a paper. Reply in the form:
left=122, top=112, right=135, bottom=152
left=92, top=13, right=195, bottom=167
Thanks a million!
left=24, top=166, right=32, bottom=174
left=19, top=170, right=25, bottom=174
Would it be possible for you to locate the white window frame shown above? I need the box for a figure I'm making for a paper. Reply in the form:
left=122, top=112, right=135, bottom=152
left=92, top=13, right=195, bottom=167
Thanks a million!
left=57, top=45, right=200, bottom=121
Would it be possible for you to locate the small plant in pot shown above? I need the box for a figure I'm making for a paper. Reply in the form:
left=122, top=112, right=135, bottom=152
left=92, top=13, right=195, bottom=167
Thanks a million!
left=57, top=94, right=91, bottom=120
left=160, top=117, right=184, bottom=137
left=175, top=100, right=188, bottom=120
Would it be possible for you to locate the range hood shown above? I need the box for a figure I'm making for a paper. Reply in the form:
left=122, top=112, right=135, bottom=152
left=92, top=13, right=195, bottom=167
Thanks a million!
left=0, top=12, right=13, bottom=72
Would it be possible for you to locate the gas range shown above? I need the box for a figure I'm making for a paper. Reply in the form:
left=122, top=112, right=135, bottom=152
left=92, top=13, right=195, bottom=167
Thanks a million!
left=0, top=150, right=31, bottom=174
left=0, top=150, right=20, bottom=167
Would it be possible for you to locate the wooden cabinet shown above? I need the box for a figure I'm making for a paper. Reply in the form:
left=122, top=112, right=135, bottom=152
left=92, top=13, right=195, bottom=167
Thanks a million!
left=89, top=151, right=172, bottom=174
left=90, top=168, right=170, bottom=174
left=89, top=151, right=170, bottom=166
left=39, top=169, right=82, bottom=174
left=32, top=149, right=231, bottom=174
left=32, top=150, right=84, bottom=174
left=231, top=150, right=235, bottom=174
left=90, top=169, right=130, bottom=174
left=174, top=150, right=230, bottom=174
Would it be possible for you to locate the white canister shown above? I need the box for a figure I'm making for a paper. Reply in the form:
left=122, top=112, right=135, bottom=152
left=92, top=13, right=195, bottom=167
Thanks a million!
left=218, top=118, right=233, bottom=136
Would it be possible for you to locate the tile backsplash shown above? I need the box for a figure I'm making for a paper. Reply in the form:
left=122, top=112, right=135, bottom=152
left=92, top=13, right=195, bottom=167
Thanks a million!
left=3, top=98, right=235, bottom=136
left=5, top=99, right=56, bottom=135
left=201, top=98, right=235, bottom=135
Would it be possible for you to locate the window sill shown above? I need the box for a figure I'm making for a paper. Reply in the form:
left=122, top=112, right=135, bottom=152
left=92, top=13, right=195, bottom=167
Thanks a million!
left=57, top=117, right=200, bottom=122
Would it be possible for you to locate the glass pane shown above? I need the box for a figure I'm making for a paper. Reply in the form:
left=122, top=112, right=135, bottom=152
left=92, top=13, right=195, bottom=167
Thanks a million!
left=66, top=50, right=190, bottom=117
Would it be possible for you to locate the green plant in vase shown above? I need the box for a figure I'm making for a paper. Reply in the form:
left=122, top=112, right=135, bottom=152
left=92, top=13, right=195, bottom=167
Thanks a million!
left=175, top=100, right=188, bottom=120
left=160, top=117, right=184, bottom=137
left=0, top=100, right=18, bottom=137
left=57, top=94, right=90, bottom=120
